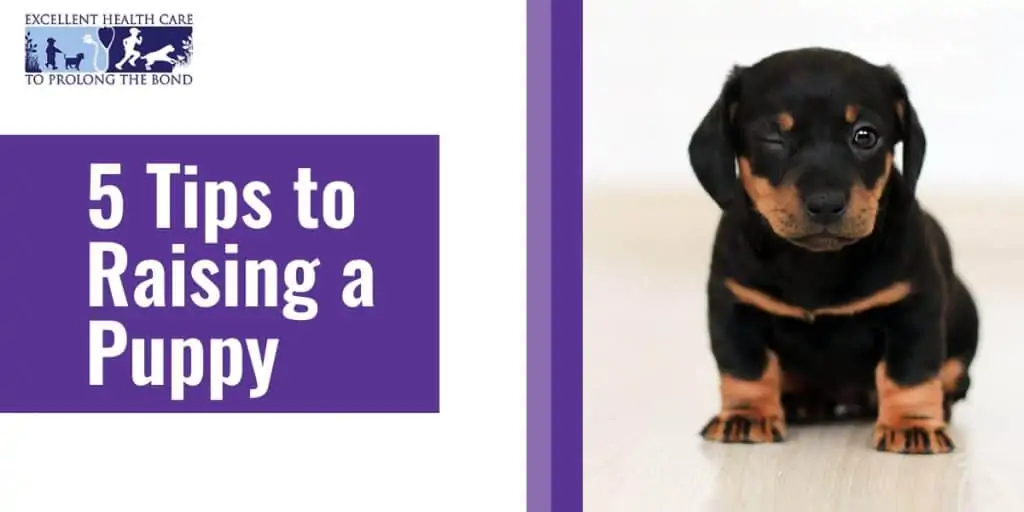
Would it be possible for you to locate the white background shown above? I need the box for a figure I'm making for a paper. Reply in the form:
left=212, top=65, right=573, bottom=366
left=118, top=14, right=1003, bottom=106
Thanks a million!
left=0, top=1, right=526, bottom=511
left=586, top=0, right=1024, bottom=194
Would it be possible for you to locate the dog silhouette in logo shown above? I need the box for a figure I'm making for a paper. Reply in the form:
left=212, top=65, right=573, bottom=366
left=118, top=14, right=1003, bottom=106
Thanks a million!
left=115, top=27, right=143, bottom=70
left=64, top=52, right=85, bottom=70
left=140, top=44, right=177, bottom=70
left=44, top=37, right=63, bottom=70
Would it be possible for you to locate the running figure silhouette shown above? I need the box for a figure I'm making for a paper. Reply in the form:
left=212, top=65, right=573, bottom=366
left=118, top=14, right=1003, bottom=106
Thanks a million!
left=114, top=28, right=143, bottom=70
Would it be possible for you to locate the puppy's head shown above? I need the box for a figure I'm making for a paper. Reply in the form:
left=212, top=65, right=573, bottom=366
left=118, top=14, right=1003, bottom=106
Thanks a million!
left=688, top=48, right=926, bottom=252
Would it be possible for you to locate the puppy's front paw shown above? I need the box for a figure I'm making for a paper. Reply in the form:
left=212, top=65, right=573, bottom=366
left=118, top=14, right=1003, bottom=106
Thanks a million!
left=874, top=421, right=954, bottom=454
left=873, top=362, right=955, bottom=454
left=700, top=412, right=786, bottom=444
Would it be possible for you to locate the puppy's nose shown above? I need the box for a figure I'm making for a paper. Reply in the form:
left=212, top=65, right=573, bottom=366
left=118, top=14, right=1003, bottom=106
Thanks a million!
left=804, top=190, right=848, bottom=224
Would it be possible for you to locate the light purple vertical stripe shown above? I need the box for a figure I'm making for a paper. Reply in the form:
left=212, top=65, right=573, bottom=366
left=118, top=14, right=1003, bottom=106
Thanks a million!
left=527, top=0, right=551, bottom=508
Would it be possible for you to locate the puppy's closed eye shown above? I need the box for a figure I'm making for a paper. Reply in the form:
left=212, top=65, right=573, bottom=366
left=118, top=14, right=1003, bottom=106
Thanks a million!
left=756, top=130, right=790, bottom=155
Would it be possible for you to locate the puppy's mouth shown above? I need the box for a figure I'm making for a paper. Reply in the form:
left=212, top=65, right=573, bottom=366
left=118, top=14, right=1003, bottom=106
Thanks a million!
left=788, top=233, right=859, bottom=252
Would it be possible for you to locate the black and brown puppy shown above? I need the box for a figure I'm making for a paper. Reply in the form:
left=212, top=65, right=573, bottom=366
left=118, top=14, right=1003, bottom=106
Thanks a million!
left=688, top=47, right=978, bottom=455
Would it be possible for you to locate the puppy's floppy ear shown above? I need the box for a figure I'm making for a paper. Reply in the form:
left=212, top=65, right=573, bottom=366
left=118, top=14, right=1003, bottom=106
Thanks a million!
left=688, top=66, right=745, bottom=209
left=880, top=65, right=926, bottom=195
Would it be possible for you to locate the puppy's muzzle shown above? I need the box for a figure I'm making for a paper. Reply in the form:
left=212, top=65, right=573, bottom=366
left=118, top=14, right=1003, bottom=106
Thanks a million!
left=787, top=178, right=867, bottom=251
left=802, top=189, right=849, bottom=225
left=790, top=188, right=859, bottom=252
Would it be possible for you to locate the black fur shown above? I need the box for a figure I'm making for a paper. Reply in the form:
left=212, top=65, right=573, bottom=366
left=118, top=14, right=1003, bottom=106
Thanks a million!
left=689, top=48, right=978, bottom=447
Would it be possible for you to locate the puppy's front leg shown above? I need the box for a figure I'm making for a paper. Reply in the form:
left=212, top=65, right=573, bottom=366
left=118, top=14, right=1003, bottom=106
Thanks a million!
left=874, top=293, right=954, bottom=454
left=700, top=281, right=786, bottom=444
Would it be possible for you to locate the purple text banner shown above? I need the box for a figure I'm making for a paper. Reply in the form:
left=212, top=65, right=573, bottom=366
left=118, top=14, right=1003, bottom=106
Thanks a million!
left=0, top=135, right=439, bottom=413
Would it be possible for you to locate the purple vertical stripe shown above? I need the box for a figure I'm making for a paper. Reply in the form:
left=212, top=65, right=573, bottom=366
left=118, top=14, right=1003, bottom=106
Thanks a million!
left=550, top=0, right=583, bottom=510
left=527, top=0, right=552, bottom=508
left=528, top=0, right=582, bottom=509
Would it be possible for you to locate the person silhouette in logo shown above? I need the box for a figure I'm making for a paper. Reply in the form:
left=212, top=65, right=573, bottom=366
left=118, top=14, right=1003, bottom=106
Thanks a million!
left=115, top=28, right=143, bottom=70
left=44, top=37, right=63, bottom=70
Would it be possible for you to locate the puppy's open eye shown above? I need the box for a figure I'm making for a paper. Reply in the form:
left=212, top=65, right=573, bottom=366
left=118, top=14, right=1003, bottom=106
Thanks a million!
left=851, top=126, right=879, bottom=150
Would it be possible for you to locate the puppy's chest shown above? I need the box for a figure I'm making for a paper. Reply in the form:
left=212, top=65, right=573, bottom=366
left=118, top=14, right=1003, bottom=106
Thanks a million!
left=744, top=257, right=885, bottom=308
left=771, top=315, right=881, bottom=352
left=770, top=316, right=884, bottom=382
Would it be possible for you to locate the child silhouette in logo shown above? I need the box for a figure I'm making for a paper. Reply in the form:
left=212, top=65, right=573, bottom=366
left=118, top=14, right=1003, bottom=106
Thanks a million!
left=44, top=37, right=62, bottom=70
left=115, top=28, right=143, bottom=70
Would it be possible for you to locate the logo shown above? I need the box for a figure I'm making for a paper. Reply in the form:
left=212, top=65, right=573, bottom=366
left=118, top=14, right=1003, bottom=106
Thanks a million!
left=25, top=13, right=194, bottom=87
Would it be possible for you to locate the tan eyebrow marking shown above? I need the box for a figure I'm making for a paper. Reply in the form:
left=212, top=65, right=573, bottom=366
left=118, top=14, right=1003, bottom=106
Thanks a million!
left=845, top=104, right=859, bottom=123
left=777, top=112, right=794, bottom=131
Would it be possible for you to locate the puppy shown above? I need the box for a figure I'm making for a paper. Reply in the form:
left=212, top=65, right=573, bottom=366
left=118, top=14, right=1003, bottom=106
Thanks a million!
left=688, top=47, right=978, bottom=455
left=64, top=52, right=85, bottom=70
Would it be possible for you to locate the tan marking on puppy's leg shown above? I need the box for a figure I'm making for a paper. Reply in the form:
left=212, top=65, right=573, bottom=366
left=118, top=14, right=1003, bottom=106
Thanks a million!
left=701, top=351, right=787, bottom=443
left=812, top=280, right=912, bottom=317
left=738, top=157, right=806, bottom=238
left=939, top=358, right=965, bottom=393
left=724, top=278, right=812, bottom=321
left=873, top=362, right=953, bottom=454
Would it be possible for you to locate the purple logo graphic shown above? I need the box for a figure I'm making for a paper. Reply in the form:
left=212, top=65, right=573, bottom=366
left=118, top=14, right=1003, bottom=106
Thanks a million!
left=0, top=135, right=440, bottom=413
left=25, top=12, right=194, bottom=86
